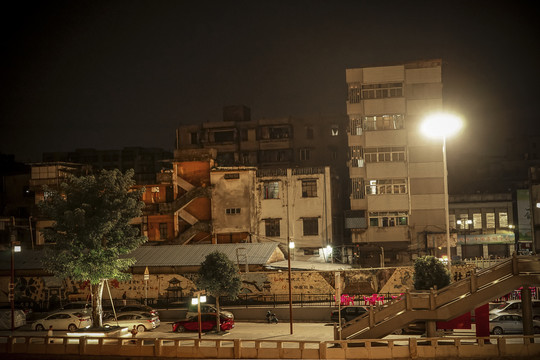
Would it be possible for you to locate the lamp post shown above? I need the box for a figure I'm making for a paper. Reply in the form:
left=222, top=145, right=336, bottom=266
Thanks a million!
left=192, top=291, right=206, bottom=339
left=421, top=113, right=463, bottom=275
left=287, top=239, right=294, bottom=335
left=10, top=236, right=21, bottom=331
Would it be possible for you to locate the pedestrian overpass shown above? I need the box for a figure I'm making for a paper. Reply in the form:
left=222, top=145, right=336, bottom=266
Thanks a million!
left=337, top=254, right=540, bottom=340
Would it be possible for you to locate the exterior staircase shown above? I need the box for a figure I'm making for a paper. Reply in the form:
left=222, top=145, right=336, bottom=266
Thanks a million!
left=337, top=255, right=540, bottom=340
left=158, top=186, right=210, bottom=214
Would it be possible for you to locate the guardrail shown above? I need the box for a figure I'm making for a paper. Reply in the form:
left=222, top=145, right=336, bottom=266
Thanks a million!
left=1, top=335, right=539, bottom=359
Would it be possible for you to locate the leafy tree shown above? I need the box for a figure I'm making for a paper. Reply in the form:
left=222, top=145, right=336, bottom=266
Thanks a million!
left=413, top=256, right=451, bottom=290
left=196, top=251, right=242, bottom=332
left=39, top=169, right=146, bottom=327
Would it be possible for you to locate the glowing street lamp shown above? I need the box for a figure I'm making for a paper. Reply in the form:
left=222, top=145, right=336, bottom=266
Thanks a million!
left=421, top=113, right=463, bottom=274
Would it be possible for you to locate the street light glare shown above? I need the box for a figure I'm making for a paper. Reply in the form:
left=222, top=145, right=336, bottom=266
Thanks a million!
left=421, top=113, right=463, bottom=139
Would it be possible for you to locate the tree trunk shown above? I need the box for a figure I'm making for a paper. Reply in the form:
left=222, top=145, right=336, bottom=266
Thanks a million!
left=215, top=296, right=221, bottom=332
left=91, top=280, right=105, bottom=328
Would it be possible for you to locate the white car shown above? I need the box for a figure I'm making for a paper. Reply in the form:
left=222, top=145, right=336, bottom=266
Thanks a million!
left=103, top=312, right=160, bottom=332
left=489, top=313, right=540, bottom=335
left=34, top=311, right=92, bottom=332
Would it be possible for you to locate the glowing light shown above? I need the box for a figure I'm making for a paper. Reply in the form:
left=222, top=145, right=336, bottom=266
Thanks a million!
left=421, top=113, right=463, bottom=139
left=289, top=241, right=295, bottom=249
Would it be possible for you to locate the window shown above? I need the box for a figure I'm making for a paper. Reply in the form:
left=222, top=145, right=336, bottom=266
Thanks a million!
left=350, top=117, right=362, bottom=135
left=226, top=208, right=241, bottom=215
left=473, top=213, right=482, bottom=229
left=159, top=223, right=167, bottom=240
left=306, top=127, right=314, bottom=139
left=263, top=181, right=279, bottom=199
left=449, top=214, right=456, bottom=229
left=224, top=173, right=240, bottom=179
left=299, top=148, right=311, bottom=161
left=458, top=215, right=471, bottom=229
left=369, top=212, right=408, bottom=227
left=365, top=179, right=407, bottom=195
left=364, top=147, right=405, bottom=163
left=363, top=114, right=405, bottom=131
left=303, top=218, right=318, bottom=236
left=351, top=178, right=365, bottom=199
left=486, top=213, right=495, bottom=229
left=331, top=126, right=339, bottom=136
left=301, top=179, right=317, bottom=198
left=361, top=82, right=403, bottom=99
left=240, top=128, right=248, bottom=141
left=213, top=130, right=235, bottom=142
left=347, top=82, right=361, bottom=103
left=499, top=212, right=508, bottom=228
left=350, top=146, right=364, bottom=167
left=190, top=132, right=198, bottom=144
left=265, top=219, right=280, bottom=237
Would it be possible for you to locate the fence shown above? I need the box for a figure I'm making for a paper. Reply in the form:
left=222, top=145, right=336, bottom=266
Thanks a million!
left=2, top=335, right=540, bottom=359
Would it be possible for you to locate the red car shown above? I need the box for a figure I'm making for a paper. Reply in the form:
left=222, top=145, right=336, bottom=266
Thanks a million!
left=172, top=314, right=235, bottom=332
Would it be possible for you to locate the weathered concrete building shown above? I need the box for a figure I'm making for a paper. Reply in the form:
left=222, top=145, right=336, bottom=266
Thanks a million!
left=211, top=166, right=336, bottom=258
left=344, top=59, right=447, bottom=266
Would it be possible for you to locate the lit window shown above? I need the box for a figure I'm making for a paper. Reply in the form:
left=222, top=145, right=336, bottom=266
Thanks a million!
left=369, top=212, right=408, bottom=227
left=365, top=179, right=407, bottom=195
left=486, top=213, right=495, bottom=229
left=263, top=181, right=279, bottom=199
left=499, top=212, right=508, bottom=228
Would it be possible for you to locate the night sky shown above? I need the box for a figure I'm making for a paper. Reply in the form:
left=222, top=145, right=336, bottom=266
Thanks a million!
left=1, top=0, right=538, bottom=163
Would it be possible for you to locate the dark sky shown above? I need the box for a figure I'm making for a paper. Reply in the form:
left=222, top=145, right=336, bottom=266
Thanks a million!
left=1, top=0, right=538, bottom=163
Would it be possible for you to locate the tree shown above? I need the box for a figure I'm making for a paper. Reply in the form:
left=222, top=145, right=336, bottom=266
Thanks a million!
left=39, top=169, right=146, bottom=327
left=413, top=256, right=451, bottom=290
left=196, top=251, right=242, bottom=332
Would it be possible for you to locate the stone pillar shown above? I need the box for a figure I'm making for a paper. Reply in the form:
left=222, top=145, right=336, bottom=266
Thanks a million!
left=482, top=244, right=489, bottom=258
left=522, top=286, right=534, bottom=340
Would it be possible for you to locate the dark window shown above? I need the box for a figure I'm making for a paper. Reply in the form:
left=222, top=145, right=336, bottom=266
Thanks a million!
left=265, top=219, right=280, bottom=237
left=225, top=208, right=241, bottom=215
left=306, top=127, right=314, bottom=139
left=303, top=218, right=318, bottom=236
left=224, top=173, right=240, bottom=179
left=159, top=223, right=167, bottom=240
left=190, top=132, right=198, bottom=144
left=301, top=179, right=317, bottom=197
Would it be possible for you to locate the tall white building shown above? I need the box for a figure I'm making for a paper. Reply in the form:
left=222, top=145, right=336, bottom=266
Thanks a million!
left=344, top=59, right=450, bottom=266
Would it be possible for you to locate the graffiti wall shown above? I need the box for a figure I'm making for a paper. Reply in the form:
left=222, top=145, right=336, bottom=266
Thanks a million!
left=0, top=264, right=477, bottom=308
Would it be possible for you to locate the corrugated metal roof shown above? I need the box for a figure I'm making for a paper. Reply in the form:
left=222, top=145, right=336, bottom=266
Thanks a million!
left=128, top=243, right=280, bottom=267
left=0, top=243, right=281, bottom=270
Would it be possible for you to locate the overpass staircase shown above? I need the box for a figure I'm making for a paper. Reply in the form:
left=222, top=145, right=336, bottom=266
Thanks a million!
left=337, top=255, right=540, bottom=340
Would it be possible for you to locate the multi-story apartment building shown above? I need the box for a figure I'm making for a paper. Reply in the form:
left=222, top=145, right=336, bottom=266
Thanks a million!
left=449, top=193, right=515, bottom=259
left=211, top=166, right=335, bottom=259
left=344, top=59, right=447, bottom=266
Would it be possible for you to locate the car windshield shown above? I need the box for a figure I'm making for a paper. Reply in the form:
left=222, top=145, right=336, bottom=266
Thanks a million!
left=496, top=303, right=509, bottom=310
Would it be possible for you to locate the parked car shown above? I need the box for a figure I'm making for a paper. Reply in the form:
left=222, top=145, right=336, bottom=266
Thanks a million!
left=331, top=306, right=368, bottom=323
left=103, top=311, right=160, bottom=332
left=0, top=309, right=26, bottom=330
left=58, top=301, right=91, bottom=313
left=489, top=300, right=540, bottom=320
left=490, top=313, right=540, bottom=335
left=186, top=304, right=234, bottom=319
left=172, top=314, right=235, bottom=332
left=117, top=305, right=158, bottom=317
left=33, top=311, right=92, bottom=332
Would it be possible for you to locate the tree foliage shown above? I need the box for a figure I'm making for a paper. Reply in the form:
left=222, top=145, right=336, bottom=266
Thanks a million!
left=413, top=256, right=451, bottom=290
left=38, top=169, right=146, bottom=326
left=196, top=251, right=242, bottom=331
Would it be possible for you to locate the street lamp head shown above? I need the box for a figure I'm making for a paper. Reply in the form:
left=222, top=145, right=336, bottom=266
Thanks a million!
left=421, top=113, right=463, bottom=139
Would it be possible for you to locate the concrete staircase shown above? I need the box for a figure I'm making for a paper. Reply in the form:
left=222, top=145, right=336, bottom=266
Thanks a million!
left=338, top=255, right=540, bottom=340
